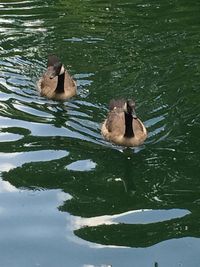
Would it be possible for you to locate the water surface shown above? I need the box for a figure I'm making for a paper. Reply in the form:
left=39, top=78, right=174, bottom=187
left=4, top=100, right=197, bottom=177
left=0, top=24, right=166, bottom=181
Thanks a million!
left=0, top=0, right=200, bottom=266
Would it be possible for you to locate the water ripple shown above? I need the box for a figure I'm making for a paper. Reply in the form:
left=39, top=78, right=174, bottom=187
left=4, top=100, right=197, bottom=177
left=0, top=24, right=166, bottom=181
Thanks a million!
left=0, top=0, right=200, bottom=261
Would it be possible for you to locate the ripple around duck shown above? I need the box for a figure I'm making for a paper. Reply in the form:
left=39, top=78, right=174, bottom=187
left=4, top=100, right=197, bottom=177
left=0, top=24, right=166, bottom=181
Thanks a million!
left=0, top=9, right=188, bottom=154
left=0, top=57, right=112, bottom=149
left=0, top=53, right=102, bottom=145
left=0, top=0, right=48, bottom=10
left=0, top=3, right=56, bottom=59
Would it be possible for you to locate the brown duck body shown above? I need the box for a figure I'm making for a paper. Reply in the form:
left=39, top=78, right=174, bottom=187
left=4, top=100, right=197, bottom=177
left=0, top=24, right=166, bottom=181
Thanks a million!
left=37, top=55, right=76, bottom=100
left=38, top=70, right=76, bottom=100
left=101, top=99, right=147, bottom=147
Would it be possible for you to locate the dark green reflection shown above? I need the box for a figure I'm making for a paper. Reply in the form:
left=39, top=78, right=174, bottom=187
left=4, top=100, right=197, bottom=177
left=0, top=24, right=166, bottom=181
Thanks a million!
left=75, top=212, right=200, bottom=248
left=2, top=135, right=200, bottom=247
left=1, top=0, right=200, bottom=252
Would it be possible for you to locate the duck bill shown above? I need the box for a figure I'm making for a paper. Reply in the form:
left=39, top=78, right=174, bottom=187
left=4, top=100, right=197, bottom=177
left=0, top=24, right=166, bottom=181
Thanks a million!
left=46, top=67, right=57, bottom=79
left=132, top=109, right=137, bottom=119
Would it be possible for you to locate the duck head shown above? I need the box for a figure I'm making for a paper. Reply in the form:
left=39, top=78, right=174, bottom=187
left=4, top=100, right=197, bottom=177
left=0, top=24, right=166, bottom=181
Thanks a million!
left=125, top=99, right=137, bottom=119
left=46, top=55, right=65, bottom=79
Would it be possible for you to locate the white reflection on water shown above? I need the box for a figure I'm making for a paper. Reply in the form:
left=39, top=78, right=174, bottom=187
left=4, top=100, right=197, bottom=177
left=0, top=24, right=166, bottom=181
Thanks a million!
left=0, top=150, right=69, bottom=172
left=65, top=208, right=191, bottom=248
left=71, top=209, right=190, bottom=230
left=0, top=178, right=18, bottom=192
left=57, top=190, right=72, bottom=203
left=66, top=159, right=97, bottom=172
left=0, top=116, right=100, bottom=143
left=0, top=132, right=22, bottom=142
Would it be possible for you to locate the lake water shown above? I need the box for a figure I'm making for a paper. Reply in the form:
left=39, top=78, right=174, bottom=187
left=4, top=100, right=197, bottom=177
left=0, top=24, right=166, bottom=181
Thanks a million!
left=0, top=1, right=200, bottom=266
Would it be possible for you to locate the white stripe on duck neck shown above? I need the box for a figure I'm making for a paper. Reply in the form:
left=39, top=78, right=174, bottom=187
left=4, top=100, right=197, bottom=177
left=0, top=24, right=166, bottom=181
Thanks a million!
left=59, top=65, right=65, bottom=75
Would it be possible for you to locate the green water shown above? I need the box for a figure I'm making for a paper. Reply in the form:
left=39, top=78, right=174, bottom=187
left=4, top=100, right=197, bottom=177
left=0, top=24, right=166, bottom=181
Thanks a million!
left=0, top=0, right=200, bottom=266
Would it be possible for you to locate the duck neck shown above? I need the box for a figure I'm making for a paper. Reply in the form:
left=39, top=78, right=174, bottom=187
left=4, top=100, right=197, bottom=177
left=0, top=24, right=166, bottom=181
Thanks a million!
left=55, top=72, right=65, bottom=93
left=124, top=112, right=134, bottom=138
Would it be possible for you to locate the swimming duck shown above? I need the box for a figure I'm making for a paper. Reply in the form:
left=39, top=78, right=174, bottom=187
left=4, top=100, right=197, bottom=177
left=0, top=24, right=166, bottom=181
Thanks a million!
left=37, top=55, right=77, bottom=100
left=101, top=99, right=147, bottom=147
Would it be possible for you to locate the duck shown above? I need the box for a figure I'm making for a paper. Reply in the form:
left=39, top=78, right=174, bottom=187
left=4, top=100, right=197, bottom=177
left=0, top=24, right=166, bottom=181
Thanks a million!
left=37, top=55, right=77, bottom=100
left=101, top=99, right=147, bottom=147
